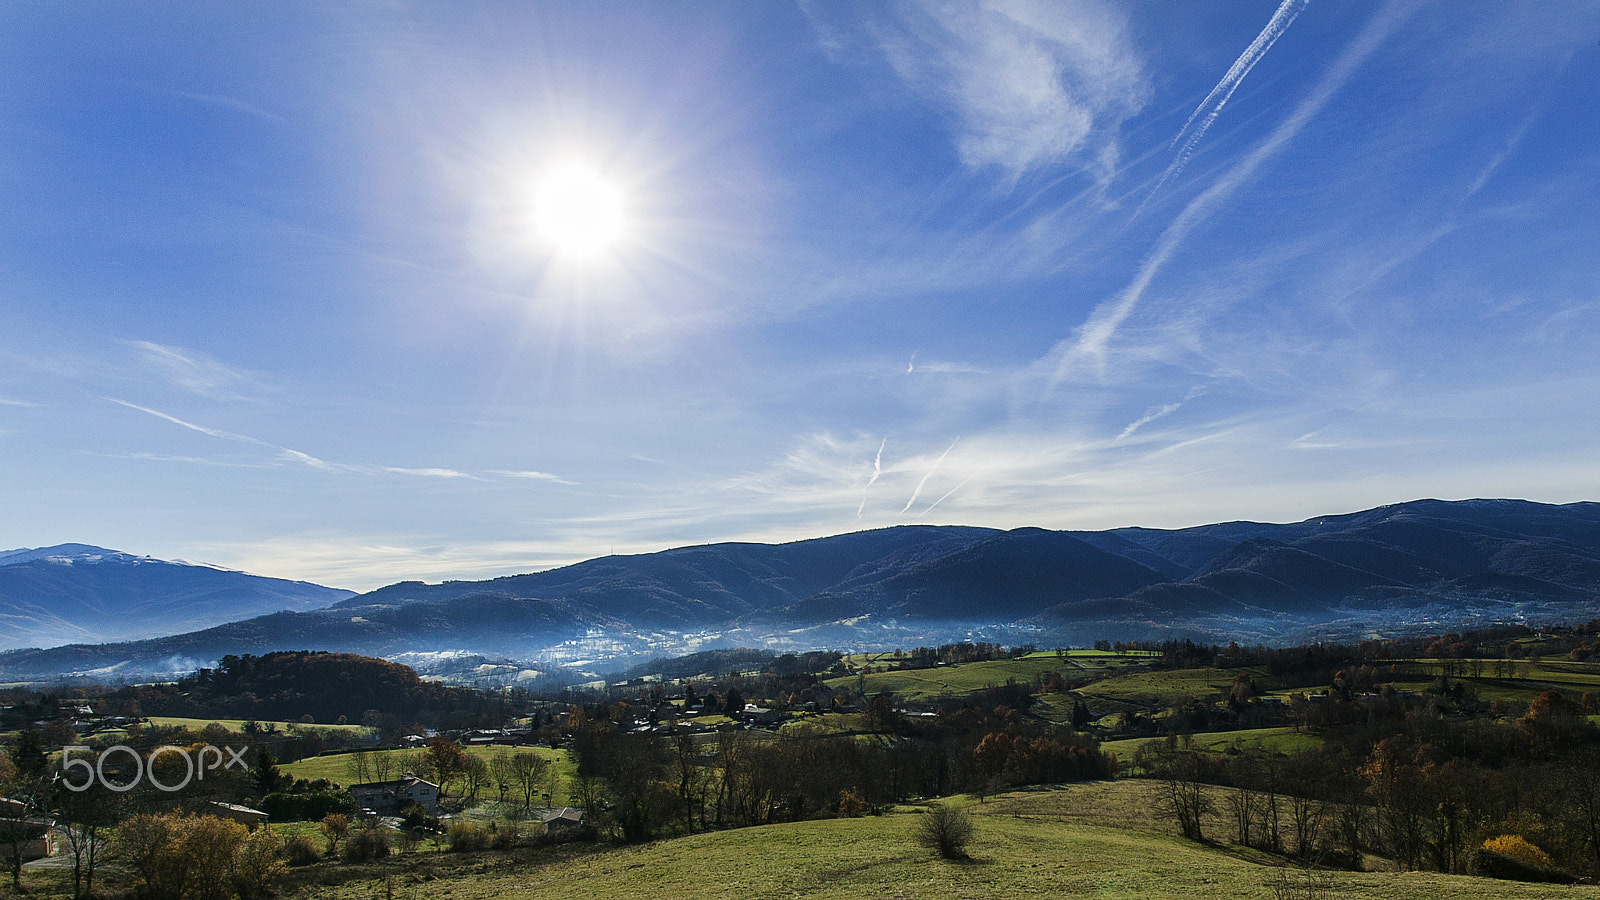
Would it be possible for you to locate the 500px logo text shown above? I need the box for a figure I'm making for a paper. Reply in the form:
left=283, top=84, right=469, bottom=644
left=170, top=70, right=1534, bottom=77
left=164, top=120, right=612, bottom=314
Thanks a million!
left=59, top=744, right=250, bottom=792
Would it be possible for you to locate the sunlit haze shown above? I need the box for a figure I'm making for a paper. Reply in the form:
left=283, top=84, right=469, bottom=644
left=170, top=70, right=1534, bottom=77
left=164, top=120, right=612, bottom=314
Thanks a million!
left=2, top=2, right=1598, bottom=591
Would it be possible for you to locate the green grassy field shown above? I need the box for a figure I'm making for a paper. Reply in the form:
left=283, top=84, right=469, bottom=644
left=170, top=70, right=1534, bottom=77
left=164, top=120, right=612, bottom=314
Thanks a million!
left=1073, top=666, right=1272, bottom=709
left=1100, top=727, right=1325, bottom=773
left=14, top=780, right=1594, bottom=899
left=823, top=657, right=1085, bottom=702
left=243, top=783, right=1597, bottom=900
left=281, top=744, right=574, bottom=794
left=147, top=716, right=374, bottom=736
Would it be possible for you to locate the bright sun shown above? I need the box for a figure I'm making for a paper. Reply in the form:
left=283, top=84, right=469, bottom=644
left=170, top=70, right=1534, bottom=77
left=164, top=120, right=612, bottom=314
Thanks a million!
left=533, top=163, right=627, bottom=260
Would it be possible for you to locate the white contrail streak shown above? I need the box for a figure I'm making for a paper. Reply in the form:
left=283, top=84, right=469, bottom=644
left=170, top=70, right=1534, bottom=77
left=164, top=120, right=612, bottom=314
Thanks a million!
left=107, top=397, right=262, bottom=444
left=108, top=398, right=485, bottom=480
left=901, top=438, right=958, bottom=514
left=1051, top=0, right=1411, bottom=389
left=919, top=466, right=985, bottom=519
left=857, top=438, right=887, bottom=519
left=1142, top=0, right=1311, bottom=210
left=1116, top=401, right=1184, bottom=442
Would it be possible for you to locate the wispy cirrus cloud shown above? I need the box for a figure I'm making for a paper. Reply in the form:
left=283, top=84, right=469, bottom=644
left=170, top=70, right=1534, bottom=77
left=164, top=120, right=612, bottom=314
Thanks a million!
left=488, top=469, right=578, bottom=486
left=95, top=451, right=274, bottom=468
left=383, top=466, right=480, bottom=480
left=128, top=340, right=264, bottom=399
left=833, top=0, right=1149, bottom=179
left=164, top=88, right=282, bottom=123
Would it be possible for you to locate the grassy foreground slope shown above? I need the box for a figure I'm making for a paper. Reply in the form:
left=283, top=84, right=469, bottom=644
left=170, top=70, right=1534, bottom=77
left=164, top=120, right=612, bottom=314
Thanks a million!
left=298, top=786, right=1600, bottom=900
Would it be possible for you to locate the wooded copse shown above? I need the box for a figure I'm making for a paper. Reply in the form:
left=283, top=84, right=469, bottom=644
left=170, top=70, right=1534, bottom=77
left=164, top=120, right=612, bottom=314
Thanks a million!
left=564, top=706, right=1114, bottom=842
left=1138, top=682, right=1600, bottom=881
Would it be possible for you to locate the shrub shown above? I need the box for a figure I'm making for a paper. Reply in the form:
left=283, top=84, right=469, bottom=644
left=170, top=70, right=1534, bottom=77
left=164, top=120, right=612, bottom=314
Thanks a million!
left=232, top=830, right=285, bottom=900
left=262, top=790, right=355, bottom=821
left=447, top=821, right=490, bottom=852
left=1470, top=835, right=1573, bottom=883
left=489, top=821, right=522, bottom=850
left=915, top=803, right=975, bottom=860
left=111, top=812, right=248, bottom=900
left=343, top=826, right=391, bottom=862
left=399, top=802, right=440, bottom=831
left=319, top=813, right=349, bottom=856
left=282, top=834, right=321, bottom=866
left=838, top=788, right=865, bottom=818
left=1483, top=834, right=1553, bottom=869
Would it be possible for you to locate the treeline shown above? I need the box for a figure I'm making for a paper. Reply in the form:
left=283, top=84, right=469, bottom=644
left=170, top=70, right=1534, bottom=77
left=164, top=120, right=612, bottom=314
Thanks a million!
left=1124, top=621, right=1600, bottom=674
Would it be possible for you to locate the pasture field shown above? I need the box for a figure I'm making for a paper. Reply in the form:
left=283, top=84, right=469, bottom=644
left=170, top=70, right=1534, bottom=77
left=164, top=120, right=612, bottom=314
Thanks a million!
left=281, top=744, right=574, bottom=792
left=1387, top=658, right=1600, bottom=706
left=147, top=716, right=373, bottom=737
left=255, top=783, right=1595, bottom=900
left=11, top=779, right=1592, bottom=899
left=823, top=656, right=1090, bottom=702
left=1099, top=727, right=1325, bottom=773
left=1073, top=666, right=1273, bottom=709
left=778, top=712, right=868, bottom=735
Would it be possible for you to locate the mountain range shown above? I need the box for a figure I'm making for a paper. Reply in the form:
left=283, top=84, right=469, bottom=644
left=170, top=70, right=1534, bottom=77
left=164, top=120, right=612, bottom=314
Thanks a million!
left=3, top=499, right=1599, bottom=680
left=0, top=544, right=354, bottom=651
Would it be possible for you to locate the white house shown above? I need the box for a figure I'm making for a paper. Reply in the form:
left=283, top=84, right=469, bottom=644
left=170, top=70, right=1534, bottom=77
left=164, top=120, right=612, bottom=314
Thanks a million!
left=348, top=774, right=440, bottom=814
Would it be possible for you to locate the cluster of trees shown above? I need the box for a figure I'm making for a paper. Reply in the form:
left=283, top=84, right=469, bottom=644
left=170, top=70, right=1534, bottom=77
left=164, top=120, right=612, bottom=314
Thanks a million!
left=1141, top=686, right=1600, bottom=880
left=0, top=651, right=513, bottom=746
left=567, top=703, right=1112, bottom=843
left=115, top=811, right=282, bottom=900
left=158, top=651, right=494, bottom=727
left=1119, top=622, right=1600, bottom=682
left=889, top=642, right=1035, bottom=669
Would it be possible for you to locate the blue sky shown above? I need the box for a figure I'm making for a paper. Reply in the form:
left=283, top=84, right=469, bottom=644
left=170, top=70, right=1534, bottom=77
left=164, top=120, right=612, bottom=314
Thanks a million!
left=3, top=2, right=1598, bottom=591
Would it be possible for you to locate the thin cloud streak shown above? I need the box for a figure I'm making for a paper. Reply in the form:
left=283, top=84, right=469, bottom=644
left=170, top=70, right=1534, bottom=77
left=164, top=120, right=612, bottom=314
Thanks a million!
left=856, top=437, right=887, bottom=519
left=1117, top=401, right=1184, bottom=442
left=382, top=466, right=481, bottom=480
left=919, top=466, right=986, bottom=519
left=107, top=398, right=263, bottom=444
left=109, top=399, right=485, bottom=481
left=901, top=438, right=959, bottom=514
left=1117, top=387, right=1204, bottom=442
left=488, top=469, right=578, bottom=485
left=96, top=451, right=273, bottom=469
left=1140, top=0, right=1311, bottom=213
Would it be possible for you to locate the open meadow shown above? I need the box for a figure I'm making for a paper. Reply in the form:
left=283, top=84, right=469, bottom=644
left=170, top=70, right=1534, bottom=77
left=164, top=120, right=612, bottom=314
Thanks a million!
left=147, top=716, right=374, bottom=737
left=280, top=744, right=574, bottom=791
left=243, top=783, right=1599, bottom=900
left=822, top=651, right=1158, bottom=703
